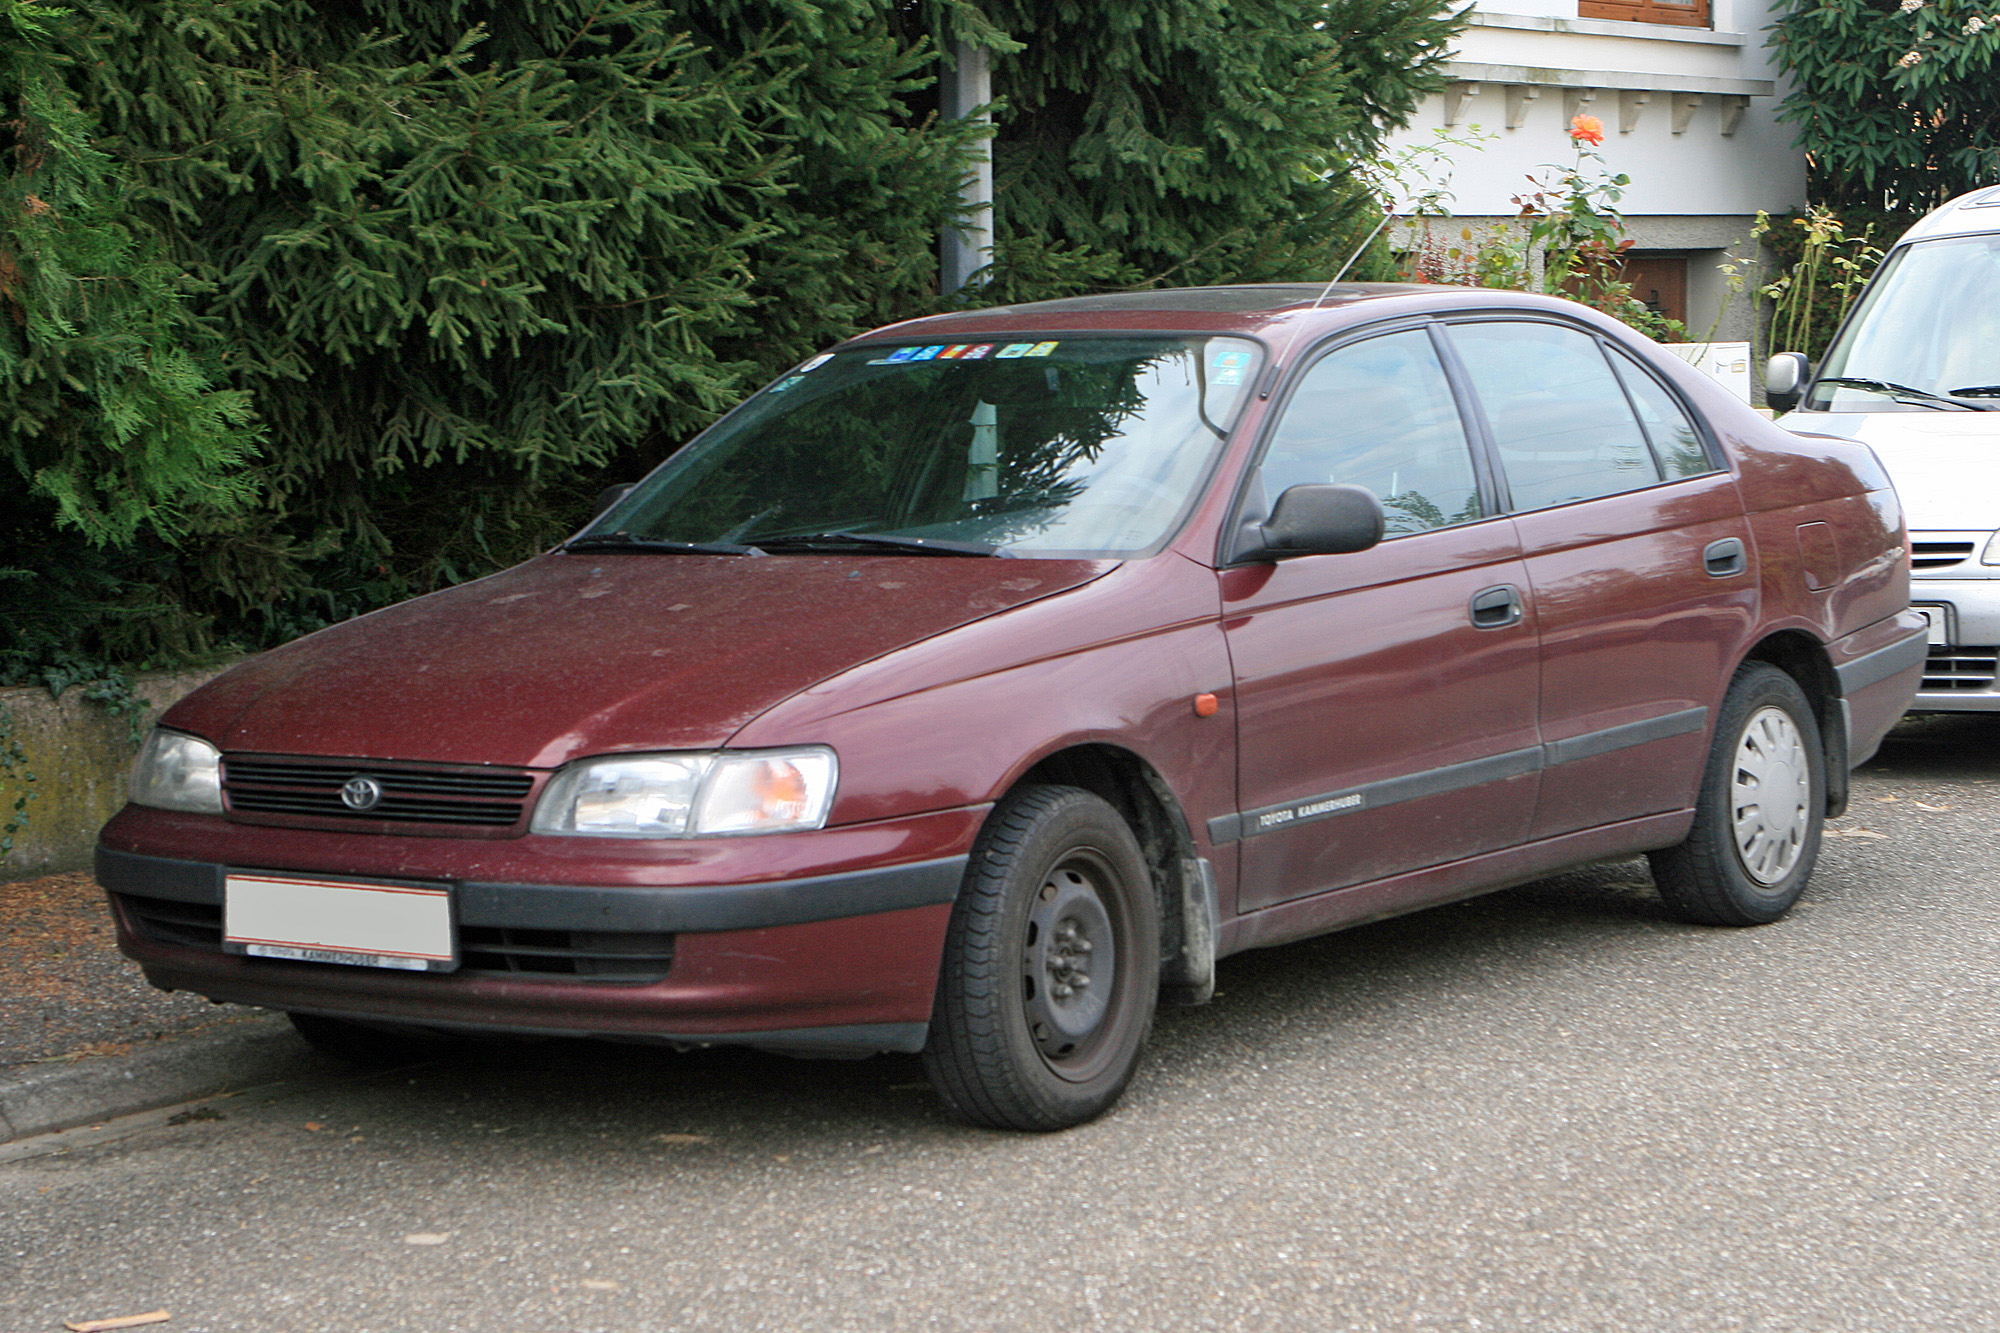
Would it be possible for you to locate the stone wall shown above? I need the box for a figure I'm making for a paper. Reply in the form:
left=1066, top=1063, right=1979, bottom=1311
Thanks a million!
left=0, top=665, right=239, bottom=881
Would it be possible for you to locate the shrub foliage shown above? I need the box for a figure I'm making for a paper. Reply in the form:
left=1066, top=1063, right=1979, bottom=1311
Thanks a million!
left=1771, top=0, right=2000, bottom=214
left=2, top=0, right=1458, bottom=684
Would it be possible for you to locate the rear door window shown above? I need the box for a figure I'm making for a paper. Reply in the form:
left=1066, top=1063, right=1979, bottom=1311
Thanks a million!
left=1448, top=321, right=1663, bottom=511
left=1606, top=345, right=1718, bottom=479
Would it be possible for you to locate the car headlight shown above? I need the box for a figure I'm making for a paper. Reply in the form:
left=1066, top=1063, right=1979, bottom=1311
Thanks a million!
left=130, top=728, right=224, bottom=813
left=1983, top=531, right=2000, bottom=566
left=531, top=748, right=838, bottom=838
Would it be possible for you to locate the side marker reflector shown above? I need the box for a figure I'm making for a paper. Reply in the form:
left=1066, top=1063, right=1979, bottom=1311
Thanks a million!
left=1194, top=693, right=1219, bottom=718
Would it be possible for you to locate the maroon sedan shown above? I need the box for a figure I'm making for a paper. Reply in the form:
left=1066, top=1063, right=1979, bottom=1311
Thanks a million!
left=100, top=285, right=1924, bottom=1131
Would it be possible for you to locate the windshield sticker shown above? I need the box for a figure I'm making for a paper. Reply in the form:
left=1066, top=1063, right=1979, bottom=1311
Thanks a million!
left=1210, top=348, right=1254, bottom=385
left=995, top=343, right=1035, bottom=359
left=1024, top=341, right=1060, bottom=358
left=938, top=345, right=973, bottom=359
left=961, top=344, right=995, bottom=360
left=767, top=375, right=806, bottom=394
left=910, top=345, right=945, bottom=361
left=883, top=347, right=921, bottom=363
left=797, top=353, right=833, bottom=374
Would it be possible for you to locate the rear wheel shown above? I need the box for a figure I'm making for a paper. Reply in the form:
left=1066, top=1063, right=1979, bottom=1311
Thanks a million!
left=1650, top=662, right=1824, bottom=926
left=924, top=785, right=1159, bottom=1131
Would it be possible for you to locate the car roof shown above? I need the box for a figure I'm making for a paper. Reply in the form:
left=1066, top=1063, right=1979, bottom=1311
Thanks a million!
left=849, top=283, right=1604, bottom=345
left=1897, top=185, right=2000, bottom=245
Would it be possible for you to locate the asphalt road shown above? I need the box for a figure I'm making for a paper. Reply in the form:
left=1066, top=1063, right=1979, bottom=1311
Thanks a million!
left=6, top=714, right=1999, bottom=1333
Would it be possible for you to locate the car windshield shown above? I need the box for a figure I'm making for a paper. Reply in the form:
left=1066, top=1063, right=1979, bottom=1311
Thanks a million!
left=1807, top=233, right=2000, bottom=411
left=583, top=336, right=1264, bottom=558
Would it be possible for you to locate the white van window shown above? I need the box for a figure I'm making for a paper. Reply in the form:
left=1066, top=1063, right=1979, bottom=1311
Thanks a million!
left=1810, top=234, right=2000, bottom=411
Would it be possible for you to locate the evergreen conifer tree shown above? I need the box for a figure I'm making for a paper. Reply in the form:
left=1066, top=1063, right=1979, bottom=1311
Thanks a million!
left=3, top=0, right=1460, bottom=677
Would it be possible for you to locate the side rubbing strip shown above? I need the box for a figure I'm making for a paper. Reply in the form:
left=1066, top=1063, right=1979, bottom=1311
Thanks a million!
left=1542, top=706, right=1707, bottom=768
left=1835, top=627, right=1929, bottom=695
left=1212, top=746, right=1543, bottom=846
left=1360, top=745, right=1543, bottom=807
left=1208, top=706, right=1715, bottom=845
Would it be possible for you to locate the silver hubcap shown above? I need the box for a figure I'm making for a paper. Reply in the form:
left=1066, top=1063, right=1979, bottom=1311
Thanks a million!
left=1731, top=705, right=1810, bottom=886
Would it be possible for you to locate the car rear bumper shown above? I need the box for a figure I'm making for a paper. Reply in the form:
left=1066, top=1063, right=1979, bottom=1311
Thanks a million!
left=1831, top=611, right=1930, bottom=763
left=95, top=818, right=977, bottom=1055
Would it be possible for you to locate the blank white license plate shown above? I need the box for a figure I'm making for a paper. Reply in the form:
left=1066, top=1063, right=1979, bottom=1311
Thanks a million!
left=224, top=874, right=456, bottom=972
left=1913, top=604, right=1950, bottom=645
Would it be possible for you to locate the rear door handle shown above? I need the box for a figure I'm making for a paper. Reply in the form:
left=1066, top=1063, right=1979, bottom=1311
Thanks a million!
left=1469, top=583, right=1524, bottom=629
left=1704, top=537, right=1747, bottom=578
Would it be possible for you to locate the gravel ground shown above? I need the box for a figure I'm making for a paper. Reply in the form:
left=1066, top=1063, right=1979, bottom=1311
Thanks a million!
left=0, top=869, right=247, bottom=1068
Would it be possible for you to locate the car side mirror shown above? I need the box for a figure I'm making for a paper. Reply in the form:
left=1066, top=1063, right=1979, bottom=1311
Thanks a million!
left=1245, top=484, right=1385, bottom=561
left=1765, top=352, right=1811, bottom=414
left=591, top=483, right=635, bottom=522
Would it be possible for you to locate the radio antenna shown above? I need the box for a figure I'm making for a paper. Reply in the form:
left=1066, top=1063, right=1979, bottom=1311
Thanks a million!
left=1313, top=211, right=1396, bottom=309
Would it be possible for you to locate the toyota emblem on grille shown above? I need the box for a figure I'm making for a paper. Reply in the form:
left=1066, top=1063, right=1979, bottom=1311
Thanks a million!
left=339, top=776, right=384, bottom=811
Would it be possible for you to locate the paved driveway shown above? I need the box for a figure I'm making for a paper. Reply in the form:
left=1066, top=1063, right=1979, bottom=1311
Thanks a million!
left=6, top=715, right=1999, bottom=1333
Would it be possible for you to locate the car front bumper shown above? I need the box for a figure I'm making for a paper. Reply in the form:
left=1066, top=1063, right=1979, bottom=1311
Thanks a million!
left=1908, top=574, right=2000, bottom=711
left=96, top=804, right=984, bottom=1056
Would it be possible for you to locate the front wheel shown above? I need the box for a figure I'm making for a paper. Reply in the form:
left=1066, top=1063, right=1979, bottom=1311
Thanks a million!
left=1649, top=662, right=1825, bottom=926
left=924, top=785, right=1160, bottom=1132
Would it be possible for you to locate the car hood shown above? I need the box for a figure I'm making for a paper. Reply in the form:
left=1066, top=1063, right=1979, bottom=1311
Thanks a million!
left=165, top=553, right=1113, bottom=768
left=1785, top=411, right=2000, bottom=530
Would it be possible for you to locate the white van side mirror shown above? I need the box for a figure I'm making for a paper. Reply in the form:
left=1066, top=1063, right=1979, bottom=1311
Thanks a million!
left=1766, top=352, right=1811, bottom=413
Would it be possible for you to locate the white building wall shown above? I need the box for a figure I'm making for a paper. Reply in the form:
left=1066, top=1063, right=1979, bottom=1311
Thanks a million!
left=1383, top=0, right=1810, bottom=346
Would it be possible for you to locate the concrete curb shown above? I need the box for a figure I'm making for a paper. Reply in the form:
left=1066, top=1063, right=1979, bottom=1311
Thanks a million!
left=0, top=1014, right=318, bottom=1143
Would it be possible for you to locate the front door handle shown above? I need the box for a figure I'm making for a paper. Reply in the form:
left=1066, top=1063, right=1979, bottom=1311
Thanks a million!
left=1704, top=537, right=1747, bottom=578
left=1469, top=583, right=1524, bottom=629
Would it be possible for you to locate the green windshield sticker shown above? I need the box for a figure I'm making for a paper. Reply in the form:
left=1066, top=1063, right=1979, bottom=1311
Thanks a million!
left=995, top=343, right=1035, bottom=359
left=767, top=375, right=806, bottom=394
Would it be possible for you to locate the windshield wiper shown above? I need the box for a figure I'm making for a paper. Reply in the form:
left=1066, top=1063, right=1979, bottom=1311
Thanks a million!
left=565, top=532, right=764, bottom=555
left=1947, top=384, right=2000, bottom=399
left=1815, top=376, right=1991, bottom=411
left=751, top=531, right=1004, bottom=557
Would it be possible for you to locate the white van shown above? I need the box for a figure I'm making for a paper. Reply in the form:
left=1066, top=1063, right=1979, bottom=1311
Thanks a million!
left=1768, top=185, right=2000, bottom=712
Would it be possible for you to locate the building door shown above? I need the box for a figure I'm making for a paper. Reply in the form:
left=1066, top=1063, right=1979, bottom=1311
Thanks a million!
left=1617, top=253, right=1689, bottom=328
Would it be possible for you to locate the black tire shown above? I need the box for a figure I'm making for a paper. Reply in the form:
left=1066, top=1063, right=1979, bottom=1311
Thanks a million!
left=1649, top=662, right=1825, bottom=926
left=924, top=785, right=1160, bottom=1131
left=287, top=1011, right=454, bottom=1067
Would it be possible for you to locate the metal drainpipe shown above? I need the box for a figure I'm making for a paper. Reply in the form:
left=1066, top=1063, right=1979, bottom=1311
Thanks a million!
left=939, top=40, right=993, bottom=293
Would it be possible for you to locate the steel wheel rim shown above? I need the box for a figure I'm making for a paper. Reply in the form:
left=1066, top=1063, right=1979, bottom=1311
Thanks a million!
left=1730, top=704, right=1810, bottom=886
left=1020, top=848, right=1129, bottom=1082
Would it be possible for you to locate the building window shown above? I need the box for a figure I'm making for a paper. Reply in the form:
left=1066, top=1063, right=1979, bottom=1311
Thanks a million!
left=1577, top=0, right=1710, bottom=27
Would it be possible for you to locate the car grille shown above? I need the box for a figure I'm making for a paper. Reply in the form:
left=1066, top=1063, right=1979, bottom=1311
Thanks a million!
left=113, top=894, right=674, bottom=983
left=117, top=892, right=680, bottom=976
left=223, top=756, right=534, bottom=830
left=119, top=893, right=225, bottom=952
left=459, top=927, right=676, bottom=982
left=1910, top=536, right=1980, bottom=570
left=1922, top=646, right=1999, bottom=692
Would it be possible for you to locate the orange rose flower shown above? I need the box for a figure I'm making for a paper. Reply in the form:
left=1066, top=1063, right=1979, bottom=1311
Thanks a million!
left=1570, top=114, right=1605, bottom=146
